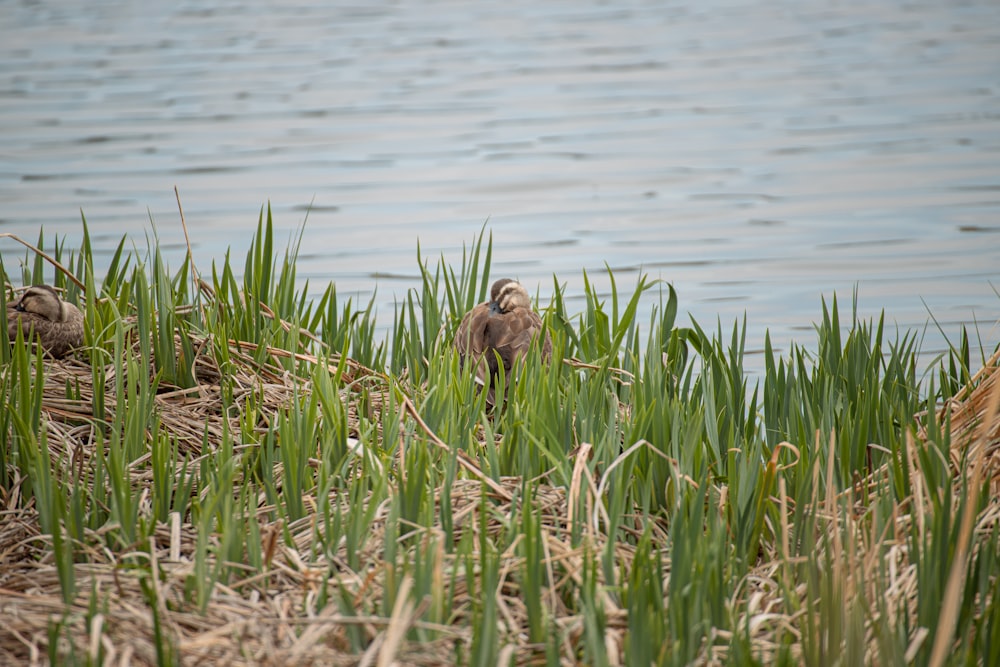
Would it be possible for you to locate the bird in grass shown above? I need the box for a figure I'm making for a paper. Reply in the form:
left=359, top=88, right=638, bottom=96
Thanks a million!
left=454, top=278, right=552, bottom=406
left=6, top=285, right=84, bottom=358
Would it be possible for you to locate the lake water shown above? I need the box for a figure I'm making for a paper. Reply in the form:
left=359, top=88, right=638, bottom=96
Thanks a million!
left=2, top=0, right=999, bottom=369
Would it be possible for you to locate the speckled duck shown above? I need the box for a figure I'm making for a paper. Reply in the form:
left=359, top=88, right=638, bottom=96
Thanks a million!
left=454, top=278, right=552, bottom=405
left=7, top=285, right=84, bottom=358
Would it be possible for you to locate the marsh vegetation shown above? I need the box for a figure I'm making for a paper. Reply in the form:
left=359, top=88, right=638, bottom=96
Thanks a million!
left=1, top=214, right=998, bottom=665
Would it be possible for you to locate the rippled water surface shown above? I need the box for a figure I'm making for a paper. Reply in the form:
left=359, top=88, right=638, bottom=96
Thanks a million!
left=3, top=0, right=999, bottom=364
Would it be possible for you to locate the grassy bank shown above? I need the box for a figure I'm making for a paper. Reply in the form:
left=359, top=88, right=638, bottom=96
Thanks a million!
left=1, top=212, right=998, bottom=666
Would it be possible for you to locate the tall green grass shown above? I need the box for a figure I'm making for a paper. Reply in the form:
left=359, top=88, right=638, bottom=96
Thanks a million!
left=1, top=214, right=997, bottom=665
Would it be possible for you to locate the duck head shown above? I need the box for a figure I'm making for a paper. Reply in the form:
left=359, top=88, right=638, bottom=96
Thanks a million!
left=12, top=285, right=74, bottom=322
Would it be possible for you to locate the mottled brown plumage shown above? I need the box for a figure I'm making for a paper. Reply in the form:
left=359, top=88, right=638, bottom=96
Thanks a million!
left=7, top=285, right=84, bottom=358
left=454, top=278, right=552, bottom=406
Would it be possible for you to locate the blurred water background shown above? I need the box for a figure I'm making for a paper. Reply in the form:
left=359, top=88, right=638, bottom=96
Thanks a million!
left=2, top=0, right=999, bottom=370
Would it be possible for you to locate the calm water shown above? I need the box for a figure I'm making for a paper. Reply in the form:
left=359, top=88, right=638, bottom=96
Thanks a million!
left=2, top=0, right=999, bottom=367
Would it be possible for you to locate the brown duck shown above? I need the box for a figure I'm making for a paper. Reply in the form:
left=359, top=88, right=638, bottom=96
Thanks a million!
left=7, top=285, right=84, bottom=358
left=454, top=278, right=552, bottom=405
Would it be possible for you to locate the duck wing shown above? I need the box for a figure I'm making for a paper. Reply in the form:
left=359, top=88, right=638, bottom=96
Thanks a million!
left=454, top=301, right=493, bottom=384
left=485, top=307, right=549, bottom=372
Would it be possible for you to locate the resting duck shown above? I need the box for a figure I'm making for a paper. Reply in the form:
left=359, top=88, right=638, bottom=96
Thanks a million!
left=454, top=278, right=552, bottom=406
left=6, top=285, right=84, bottom=358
